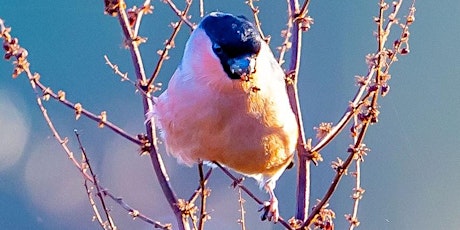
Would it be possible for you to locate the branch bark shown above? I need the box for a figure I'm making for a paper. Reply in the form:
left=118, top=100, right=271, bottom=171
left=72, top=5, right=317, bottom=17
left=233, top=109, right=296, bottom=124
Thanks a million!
left=286, top=0, right=311, bottom=223
left=112, top=1, right=188, bottom=229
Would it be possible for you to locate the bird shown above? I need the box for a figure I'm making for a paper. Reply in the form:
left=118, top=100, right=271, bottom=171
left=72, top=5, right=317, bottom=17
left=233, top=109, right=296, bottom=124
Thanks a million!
left=151, top=12, right=299, bottom=222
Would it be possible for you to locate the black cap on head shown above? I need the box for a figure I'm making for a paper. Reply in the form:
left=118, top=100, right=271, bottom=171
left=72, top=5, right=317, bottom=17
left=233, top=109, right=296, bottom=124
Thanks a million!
left=200, top=12, right=262, bottom=79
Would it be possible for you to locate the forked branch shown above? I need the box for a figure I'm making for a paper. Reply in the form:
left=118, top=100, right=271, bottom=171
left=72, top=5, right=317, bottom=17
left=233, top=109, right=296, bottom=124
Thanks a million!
left=106, top=1, right=187, bottom=229
left=302, top=1, right=416, bottom=228
left=0, top=19, right=172, bottom=229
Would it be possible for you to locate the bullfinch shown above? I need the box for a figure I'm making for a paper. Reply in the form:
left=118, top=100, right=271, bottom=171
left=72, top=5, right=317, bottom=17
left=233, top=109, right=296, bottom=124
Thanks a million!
left=152, top=12, right=298, bottom=222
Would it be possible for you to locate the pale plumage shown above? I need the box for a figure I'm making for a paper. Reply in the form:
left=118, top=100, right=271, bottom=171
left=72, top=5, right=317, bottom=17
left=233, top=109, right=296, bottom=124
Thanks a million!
left=153, top=12, right=298, bottom=221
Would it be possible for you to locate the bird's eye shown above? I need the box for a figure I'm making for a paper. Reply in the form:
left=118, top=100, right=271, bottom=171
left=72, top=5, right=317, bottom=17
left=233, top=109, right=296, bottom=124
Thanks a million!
left=212, top=43, right=223, bottom=54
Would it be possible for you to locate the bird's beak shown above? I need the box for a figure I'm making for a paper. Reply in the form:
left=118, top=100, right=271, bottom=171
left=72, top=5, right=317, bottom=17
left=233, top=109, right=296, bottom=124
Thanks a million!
left=229, top=55, right=256, bottom=81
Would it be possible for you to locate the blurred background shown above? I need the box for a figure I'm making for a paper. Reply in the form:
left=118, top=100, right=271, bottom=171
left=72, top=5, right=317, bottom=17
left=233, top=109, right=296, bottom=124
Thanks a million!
left=0, top=0, right=458, bottom=229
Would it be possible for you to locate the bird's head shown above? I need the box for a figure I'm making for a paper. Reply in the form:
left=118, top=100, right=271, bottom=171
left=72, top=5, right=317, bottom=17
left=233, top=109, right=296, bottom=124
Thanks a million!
left=200, top=12, right=261, bottom=80
left=182, top=12, right=262, bottom=82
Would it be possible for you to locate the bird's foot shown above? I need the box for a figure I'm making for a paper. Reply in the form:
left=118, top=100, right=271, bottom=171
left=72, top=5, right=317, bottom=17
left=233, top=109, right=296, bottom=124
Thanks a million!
left=260, top=197, right=279, bottom=222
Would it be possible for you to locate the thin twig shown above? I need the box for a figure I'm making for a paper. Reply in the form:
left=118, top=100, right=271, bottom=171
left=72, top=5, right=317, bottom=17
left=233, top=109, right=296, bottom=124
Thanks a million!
left=237, top=188, right=247, bottom=230
left=187, top=169, right=213, bottom=204
left=277, top=16, right=292, bottom=65
left=213, top=162, right=293, bottom=230
left=104, top=192, right=173, bottom=229
left=197, top=163, right=208, bottom=230
left=310, top=78, right=375, bottom=154
left=84, top=181, right=107, bottom=229
left=380, top=0, right=416, bottom=74
left=133, top=0, right=153, bottom=37
left=213, top=162, right=262, bottom=204
left=104, top=55, right=158, bottom=97
left=278, top=0, right=312, bottom=65
left=302, top=1, right=416, bottom=228
left=3, top=66, right=141, bottom=146
left=146, top=0, right=193, bottom=90
left=246, top=0, right=269, bottom=43
left=310, top=0, right=406, bottom=154
left=298, top=0, right=310, bottom=19
left=348, top=116, right=363, bottom=230
left=0, top=19, right=171, bottom=229
left=1, top=19, right=172, bottom=229
left=163, top=0, right=196, bottom=29
left=76, top=130, right=117, bottom=230
left=304, top=0, right=384, bottom=223
left=42, top=81, right=141, bottom=145
left=199, top=0, right=204, bottom=17
left=303, top=126, right=370, bottom=228
left=40, top=79, right=141, bottom=145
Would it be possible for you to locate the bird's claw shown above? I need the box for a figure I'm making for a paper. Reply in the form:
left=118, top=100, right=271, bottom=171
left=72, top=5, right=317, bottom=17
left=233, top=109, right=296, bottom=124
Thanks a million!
left=260, top=199, right=279, bottom=222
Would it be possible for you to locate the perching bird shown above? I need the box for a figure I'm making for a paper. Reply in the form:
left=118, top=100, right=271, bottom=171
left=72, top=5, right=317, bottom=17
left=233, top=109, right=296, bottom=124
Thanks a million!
left=152, top=12, right=298, bottom=222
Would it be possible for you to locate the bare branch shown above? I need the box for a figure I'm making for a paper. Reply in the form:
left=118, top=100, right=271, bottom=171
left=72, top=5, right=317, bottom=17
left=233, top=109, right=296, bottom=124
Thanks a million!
left=302, top=1, right=417, bottom=228
left=213, top=162, right=293, bottom=230
left=298, top=0, right=310, bottom=20
left=110, top=1, right=186, bottom=229
left=199, top=0, right=204, bottom=17
left=163, top=0, right=196, bottom=29
left=237, top=188, right=247, bottom=230
left=84, top=181, right=108, bottom=229
left=347, top=115, right=363, bottom=230
left=246, top=0, right=270, bottom=43
left=104, top=55, right=161, bottom=97
left=76, top=130, right=117, bottom=230
left=197, top=163, right=210, bottom=230
left=213, top=162, right=263, bottom=205
left=1, top=19, right=173, bottom=229
left=187, top=169, right=213, bottom=204
left=133, top=0, right=153, bottom=37
left=0, top=24, right=141, bottom=145
left=146, top=0, right=193, bottom=90
left=104, top=192, right=173, bottom=229
left=2, top=0, right=418, bottom=228
left=284, top=0, right=312, bottom=222
left=277, top=18, right=292, bottom=65
left=0, top=23, right=142, bottom=146
left=310, top=0, right=414, bottom=154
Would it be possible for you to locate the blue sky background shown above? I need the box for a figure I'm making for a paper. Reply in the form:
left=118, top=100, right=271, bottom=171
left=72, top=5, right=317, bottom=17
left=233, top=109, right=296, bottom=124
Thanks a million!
left=1, top=1, right=459, bottom=229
